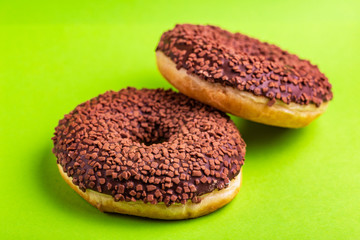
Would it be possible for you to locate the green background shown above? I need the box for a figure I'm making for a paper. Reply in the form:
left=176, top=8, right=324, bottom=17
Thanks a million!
left=1, top=0, right=359, bottom=239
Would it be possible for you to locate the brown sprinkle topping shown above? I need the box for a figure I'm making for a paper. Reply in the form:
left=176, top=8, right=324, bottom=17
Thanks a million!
left=156, top=24, right=333, bottom=106
left=52, top=88, right=245, bottom=206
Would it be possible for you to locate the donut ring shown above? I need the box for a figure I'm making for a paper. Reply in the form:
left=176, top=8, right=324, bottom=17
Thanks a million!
left=52, top=88, right=246, bottom=219
left=156, top=24, right=333, bottom=128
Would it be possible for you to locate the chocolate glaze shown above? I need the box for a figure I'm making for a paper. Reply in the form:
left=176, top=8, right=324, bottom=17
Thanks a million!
left=52, top=88, right=245, bottom=205
left=156, top=24, right=333, bottom=106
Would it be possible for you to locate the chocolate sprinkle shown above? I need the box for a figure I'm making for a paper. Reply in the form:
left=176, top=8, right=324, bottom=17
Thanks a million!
left=156, top=24, right=333, bottom=106
left=52, top=88, right=245, bottom=206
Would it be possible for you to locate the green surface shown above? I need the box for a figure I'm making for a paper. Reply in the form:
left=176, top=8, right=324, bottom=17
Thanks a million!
left=1, top=1, right=359, bottom=239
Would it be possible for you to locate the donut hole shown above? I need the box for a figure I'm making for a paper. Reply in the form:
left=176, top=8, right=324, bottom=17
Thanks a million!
left=133, top=122, right=172, bottom=146
left=142, top=136, right=168, bottom=146
left=140, top=128, right=170, bottom=146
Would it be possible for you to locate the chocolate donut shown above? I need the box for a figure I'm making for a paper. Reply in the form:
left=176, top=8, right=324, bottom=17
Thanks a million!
left=52, top=88, right=246, bottom=219
left=156, top=24, right=333, bottom=128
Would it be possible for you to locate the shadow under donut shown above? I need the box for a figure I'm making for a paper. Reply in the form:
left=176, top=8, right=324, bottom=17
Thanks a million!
left=231, top=116, right=306, bottom=157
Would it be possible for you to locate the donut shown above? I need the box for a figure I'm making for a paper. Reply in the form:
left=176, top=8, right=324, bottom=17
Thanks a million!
left=52, top=88, right=246, bottom=219
left=156, top=24, right=333, bottom=128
